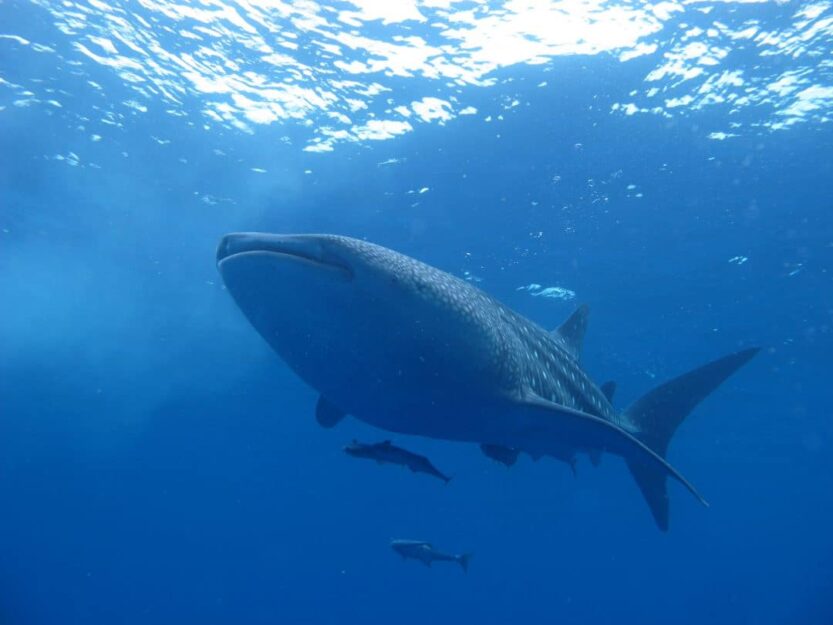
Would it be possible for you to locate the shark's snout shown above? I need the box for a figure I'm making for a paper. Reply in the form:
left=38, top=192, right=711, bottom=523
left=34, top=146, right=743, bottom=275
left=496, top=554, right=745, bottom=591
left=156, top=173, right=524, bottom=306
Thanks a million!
left=217, top=233, right=319, bottom=264
left=216, top=233, right=244, bottom=263
left=216, top=232, right=354, bottom=278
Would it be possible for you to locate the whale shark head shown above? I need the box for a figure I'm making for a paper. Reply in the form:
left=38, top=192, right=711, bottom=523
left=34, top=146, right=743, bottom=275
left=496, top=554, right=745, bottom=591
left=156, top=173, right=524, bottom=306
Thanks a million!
left=216, top=233, right=377, bottom=367
left=216, top=232, right=517, bottom=423
left=217, top=233, right=356, bottom=310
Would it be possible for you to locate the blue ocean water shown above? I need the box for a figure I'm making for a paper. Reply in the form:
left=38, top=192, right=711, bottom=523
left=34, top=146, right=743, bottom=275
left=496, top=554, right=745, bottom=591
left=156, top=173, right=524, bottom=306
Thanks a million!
left=1, top=1, right=832, bottom=623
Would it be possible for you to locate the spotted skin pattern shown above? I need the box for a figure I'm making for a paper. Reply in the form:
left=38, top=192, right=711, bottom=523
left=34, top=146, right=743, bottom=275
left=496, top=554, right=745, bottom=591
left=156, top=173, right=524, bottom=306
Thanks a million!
left=219, top=233, right=758, bottom=530
left=310, top=234, right=625, bottom=431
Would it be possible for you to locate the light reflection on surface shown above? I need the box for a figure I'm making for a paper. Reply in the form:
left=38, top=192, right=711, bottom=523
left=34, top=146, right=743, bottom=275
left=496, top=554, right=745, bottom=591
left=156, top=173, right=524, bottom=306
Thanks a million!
left=1, top=0, right=831, bottom=153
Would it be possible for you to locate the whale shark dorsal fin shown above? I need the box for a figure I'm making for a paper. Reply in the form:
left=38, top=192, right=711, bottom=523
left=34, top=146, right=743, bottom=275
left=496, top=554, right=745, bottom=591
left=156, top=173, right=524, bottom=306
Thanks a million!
left=552, top=304, right=589, bottom=361
left=601, top=381, right=616, bottom=402
left=315, top=395, right=346, bottom=428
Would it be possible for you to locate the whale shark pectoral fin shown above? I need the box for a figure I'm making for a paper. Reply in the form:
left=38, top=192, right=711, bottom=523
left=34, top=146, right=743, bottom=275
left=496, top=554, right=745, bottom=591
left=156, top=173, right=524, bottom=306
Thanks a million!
left=315, top=395, right=346, bottom=428
left=514, top=391, right=708, bottom=511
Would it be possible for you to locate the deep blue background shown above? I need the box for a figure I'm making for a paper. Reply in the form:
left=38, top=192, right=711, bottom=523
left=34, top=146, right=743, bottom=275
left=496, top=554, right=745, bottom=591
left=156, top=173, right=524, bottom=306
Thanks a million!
left=1, top=2, right=832, bottom=624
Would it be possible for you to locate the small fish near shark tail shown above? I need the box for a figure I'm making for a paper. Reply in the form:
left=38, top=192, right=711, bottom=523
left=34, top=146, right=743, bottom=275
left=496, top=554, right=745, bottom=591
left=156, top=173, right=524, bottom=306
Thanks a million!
left=624, top=347, right=761, bottom=532
left=457, top=552, right=472, bottom=573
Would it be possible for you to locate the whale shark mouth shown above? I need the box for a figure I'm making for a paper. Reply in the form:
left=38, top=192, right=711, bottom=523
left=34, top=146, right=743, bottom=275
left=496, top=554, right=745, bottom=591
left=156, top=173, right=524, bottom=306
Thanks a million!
left=216, top=232, right=353, bottom=277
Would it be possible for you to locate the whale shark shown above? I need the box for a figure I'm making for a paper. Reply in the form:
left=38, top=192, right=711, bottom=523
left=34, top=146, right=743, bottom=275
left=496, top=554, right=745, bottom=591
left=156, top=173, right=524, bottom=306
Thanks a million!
left=216, top=233, right=758, bottom=531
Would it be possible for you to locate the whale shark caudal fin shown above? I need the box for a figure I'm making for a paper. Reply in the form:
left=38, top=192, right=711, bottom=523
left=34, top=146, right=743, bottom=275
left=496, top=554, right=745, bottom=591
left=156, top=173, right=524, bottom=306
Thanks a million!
left=552, top=304, right=589, bottom=361
left=315, top=396, right=346, bottom=428
left=623, top=347, right=760, bottom=531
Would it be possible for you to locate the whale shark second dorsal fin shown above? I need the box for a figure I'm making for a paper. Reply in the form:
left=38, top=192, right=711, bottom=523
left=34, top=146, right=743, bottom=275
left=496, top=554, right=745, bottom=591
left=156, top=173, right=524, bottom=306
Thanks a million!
left=552, top=304, right=589, bottom=361
left=601, top=381, right=616, bottom=402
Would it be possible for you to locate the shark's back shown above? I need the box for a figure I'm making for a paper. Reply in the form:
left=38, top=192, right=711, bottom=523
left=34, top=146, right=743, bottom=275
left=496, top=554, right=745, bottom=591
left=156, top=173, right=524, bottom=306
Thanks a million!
left=356, top=244, right=617, bottom=420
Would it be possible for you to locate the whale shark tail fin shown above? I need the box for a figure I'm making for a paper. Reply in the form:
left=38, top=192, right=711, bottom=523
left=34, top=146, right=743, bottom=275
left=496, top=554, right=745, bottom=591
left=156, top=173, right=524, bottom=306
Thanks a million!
left=624, top=347, right=760, bottom=531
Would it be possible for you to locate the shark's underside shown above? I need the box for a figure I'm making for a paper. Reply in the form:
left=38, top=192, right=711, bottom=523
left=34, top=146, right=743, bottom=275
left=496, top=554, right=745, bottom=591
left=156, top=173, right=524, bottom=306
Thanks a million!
left=217, top=233, right=758, bottom=531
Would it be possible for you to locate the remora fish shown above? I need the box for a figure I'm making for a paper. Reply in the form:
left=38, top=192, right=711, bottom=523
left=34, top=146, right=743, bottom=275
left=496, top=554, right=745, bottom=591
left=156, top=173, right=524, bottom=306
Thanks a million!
left=480, top=443, right=521, bottom=467
left=390, top=539, right=471, bottom=572
left=344, top=439, right=451, bottom=483
left=216, top=233, right=758, bottom=531
left=480, top=442, right=578, bottom=476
